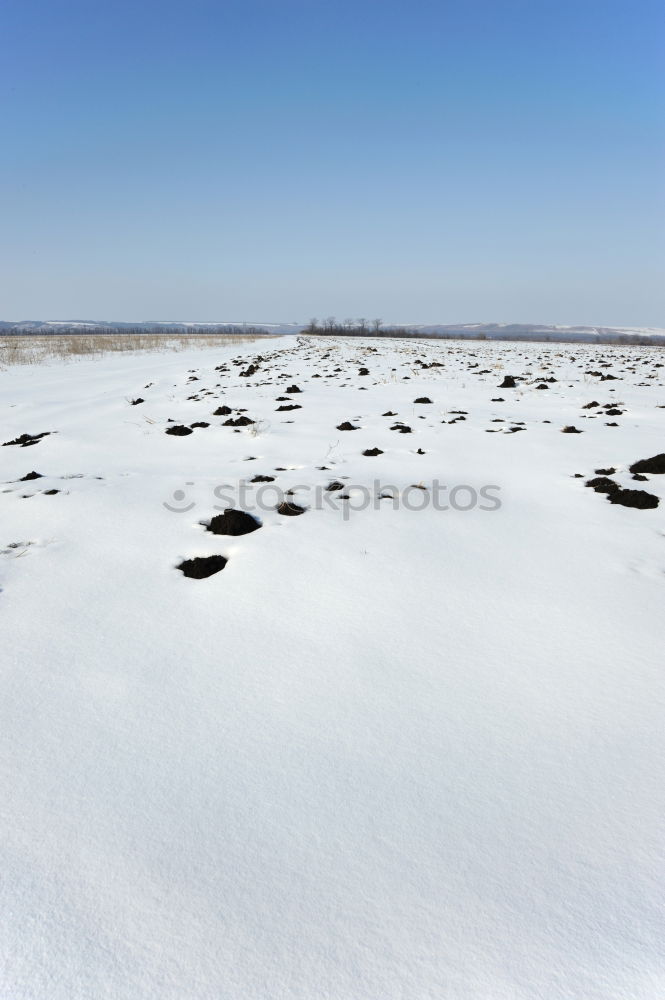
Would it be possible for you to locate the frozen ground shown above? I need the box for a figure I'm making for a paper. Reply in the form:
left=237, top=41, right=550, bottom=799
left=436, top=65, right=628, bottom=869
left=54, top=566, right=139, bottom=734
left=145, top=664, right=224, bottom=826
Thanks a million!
left=1, top=335, right=664, bottom=1000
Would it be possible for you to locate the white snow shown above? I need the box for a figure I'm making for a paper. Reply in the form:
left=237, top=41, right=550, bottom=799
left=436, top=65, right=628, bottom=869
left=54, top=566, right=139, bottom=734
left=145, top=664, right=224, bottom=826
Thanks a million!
left=1, top=335, right=664, bottom=999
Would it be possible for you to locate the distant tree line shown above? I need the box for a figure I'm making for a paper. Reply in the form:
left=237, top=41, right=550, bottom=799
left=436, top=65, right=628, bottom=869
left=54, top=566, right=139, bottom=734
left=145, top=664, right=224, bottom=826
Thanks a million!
left=302, top=318, right=665, bottom=347
left=304, top=317, right=413, bottom=337
left=0, top=324, right=272, bottom=337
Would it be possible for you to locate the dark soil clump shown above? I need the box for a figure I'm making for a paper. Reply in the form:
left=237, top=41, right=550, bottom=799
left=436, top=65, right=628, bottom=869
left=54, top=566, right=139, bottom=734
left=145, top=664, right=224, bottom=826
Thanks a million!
left=629, top=454, right=665, bottom=475
left=178, top=555, right=227, bottom=578
left=3, top=432, right=51, bottom=447
left=585, top=477, right=619, bottom=494
left=223, top=416, right=255, bottom=426
left=607, top=489, right=659, bottom=510
left=207, top=509, right=261, bottom=535
left=165, top=425, right=193, bottom=436
left=277, top=501, right=306, bottom=516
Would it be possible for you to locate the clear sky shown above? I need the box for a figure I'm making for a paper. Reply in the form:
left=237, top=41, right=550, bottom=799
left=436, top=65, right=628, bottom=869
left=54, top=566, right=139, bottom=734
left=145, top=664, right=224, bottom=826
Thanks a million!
left=1, top=0, right=663, bottom=325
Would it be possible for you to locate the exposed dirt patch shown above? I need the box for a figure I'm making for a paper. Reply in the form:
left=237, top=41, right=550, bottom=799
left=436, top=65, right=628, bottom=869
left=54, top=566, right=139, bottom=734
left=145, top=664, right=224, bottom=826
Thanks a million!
left=277, top=501, right=306, bottom=516
left=3, top=432, right=51, bottom=447
left=607, top=489, right=659, bottom=510
left=629, top=454, right=665, bottom=475
left=177, top=555, right=227, bottom=578
left=207, top=509, right=262, bottom=535
left=585, top=477, right=619, bottom=494
left=223, top=416, right=255, bottom=426
left=165, top=425, right=193, bottom=436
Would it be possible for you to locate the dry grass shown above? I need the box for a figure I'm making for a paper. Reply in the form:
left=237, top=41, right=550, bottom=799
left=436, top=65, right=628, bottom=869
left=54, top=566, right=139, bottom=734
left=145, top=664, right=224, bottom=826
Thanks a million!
left=0, top=332, right=269, bottom=367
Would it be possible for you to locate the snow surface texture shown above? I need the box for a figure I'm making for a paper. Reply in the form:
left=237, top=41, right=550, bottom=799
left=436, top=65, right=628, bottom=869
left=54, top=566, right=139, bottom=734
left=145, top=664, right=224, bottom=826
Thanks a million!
left=1, top=335, right=664, bottom=1000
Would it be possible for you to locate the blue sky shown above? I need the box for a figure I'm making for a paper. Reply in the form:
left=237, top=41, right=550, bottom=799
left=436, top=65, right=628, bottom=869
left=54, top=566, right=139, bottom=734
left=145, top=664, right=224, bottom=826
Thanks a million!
left=1, top=0, right=663, bottom=325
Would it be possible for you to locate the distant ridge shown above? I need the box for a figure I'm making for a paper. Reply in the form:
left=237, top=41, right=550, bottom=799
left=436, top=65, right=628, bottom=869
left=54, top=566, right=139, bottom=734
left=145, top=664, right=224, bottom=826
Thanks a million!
left=0, top=319, right=299, bottom=335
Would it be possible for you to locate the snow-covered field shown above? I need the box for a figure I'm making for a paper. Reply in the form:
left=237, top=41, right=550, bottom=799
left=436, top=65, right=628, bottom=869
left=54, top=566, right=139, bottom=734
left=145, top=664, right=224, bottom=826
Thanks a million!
left=1, top=335, right=664, bottom=1000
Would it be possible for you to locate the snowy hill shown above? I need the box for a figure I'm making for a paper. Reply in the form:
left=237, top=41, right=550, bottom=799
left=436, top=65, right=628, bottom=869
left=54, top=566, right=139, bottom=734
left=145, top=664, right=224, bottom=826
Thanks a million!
left=407, top=322, right=665, bottom=345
